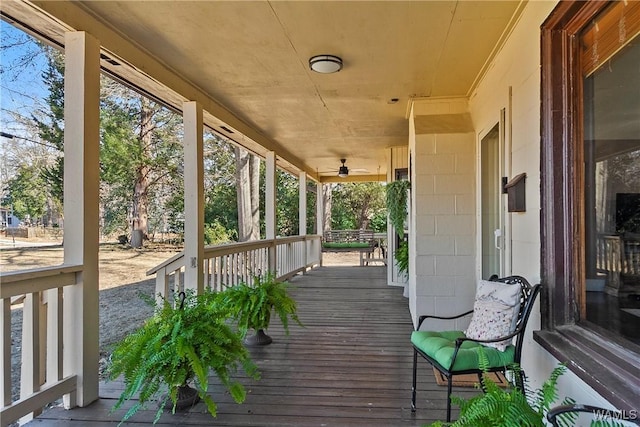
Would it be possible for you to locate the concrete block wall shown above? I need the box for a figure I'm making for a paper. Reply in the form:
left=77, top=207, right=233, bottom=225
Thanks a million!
left=409, top=100, right=476, bottom=329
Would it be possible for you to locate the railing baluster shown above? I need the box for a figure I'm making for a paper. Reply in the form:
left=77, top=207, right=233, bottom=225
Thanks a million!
left=176, top=267, right=182, bottom=294
left=45, top=288, right=63, bottom=385
left=155, top=267, right=169, bottom=304
left=224, top=255, right=230, bottom=287
left=215, top=256, right=221, bottom=291
left=1, top=298, right=11, bottom=408
left=243, top=250, right=248, bottom=283
left=203, top=259, right=210, bottom=289
left=20, top=292, right=42, bottom=423
left=233, top=253, right=238, bottom=285
left=1, top=265, right=81, bottom=425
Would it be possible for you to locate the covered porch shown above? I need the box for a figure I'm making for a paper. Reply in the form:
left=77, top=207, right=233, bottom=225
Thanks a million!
left=1, top=1, right=638, bottom=425
left=27, top=265, right=476, bottom=426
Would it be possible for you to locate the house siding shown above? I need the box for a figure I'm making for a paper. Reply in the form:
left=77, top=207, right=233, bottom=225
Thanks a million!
left=468, top=0, right=624, bottom=415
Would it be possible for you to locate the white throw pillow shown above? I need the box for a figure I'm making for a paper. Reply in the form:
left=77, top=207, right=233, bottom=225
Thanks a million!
left=465, top=280, right=521, bottom=351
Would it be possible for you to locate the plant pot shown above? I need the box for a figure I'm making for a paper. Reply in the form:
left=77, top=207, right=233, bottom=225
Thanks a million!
left=162, top=384, right=200, bottom=411
left=243, top=328, right=273, bottom=346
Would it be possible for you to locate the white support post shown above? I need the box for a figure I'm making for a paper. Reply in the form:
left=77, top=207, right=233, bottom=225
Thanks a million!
left=316, top=182, right=324, bottom=236
left=183, top=101, right=204, bottom=294
left=299, top=172, right=307, bottom=236
left=62, top=31, right=101, bottom=408
left=316, top=182, right=324, bottom=266
left=299, top=172, right=308, bottom=271
left=265, top=152, right=277, bottom=272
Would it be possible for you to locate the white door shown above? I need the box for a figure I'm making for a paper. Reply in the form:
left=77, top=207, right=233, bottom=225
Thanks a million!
left=480, top=123, right=505, bottom=279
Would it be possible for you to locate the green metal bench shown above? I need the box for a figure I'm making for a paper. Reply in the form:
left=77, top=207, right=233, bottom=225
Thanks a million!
left=322, top=229, right=376, bottom=266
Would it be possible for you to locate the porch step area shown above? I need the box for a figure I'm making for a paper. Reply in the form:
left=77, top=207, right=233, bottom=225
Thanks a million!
left=28, top=266, right=479, bottom=426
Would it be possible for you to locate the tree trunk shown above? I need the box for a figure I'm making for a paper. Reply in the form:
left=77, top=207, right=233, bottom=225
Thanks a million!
left=235, top=147, right=253, bottom=241
left=322, top=184, right=332, bottom=231
left=249, top=153, right=260, bottom=240
left=130, top=97, right=152, bottom=247
left=358, top=201, right=371, bottom=229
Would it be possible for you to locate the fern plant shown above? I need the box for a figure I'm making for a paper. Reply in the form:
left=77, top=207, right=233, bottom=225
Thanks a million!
left=107, top=289, right=259, bottom=425
left=395, top=239, right=409, bottom=275
left=426, top=351, right=624, bottom=427
left=386, top=179, right=411, bottom=237
left=219, top=272, right=303, bottom=339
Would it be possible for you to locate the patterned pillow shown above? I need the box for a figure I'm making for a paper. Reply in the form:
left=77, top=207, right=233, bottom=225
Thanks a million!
left=465, top=280, right=521, bottom=351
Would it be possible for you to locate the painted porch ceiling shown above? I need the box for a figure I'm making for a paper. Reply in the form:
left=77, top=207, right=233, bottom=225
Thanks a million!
left=23, top=1, right=523, bottom=181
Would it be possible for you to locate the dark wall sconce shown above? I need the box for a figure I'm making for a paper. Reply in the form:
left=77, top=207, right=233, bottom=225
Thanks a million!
left=504, top=173, right=526, bottom=212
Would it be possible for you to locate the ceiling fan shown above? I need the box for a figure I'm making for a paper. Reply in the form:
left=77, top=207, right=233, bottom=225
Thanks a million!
left=337, top=158, right=349, bottom=177
left=319, top=158, right=370, bottom=178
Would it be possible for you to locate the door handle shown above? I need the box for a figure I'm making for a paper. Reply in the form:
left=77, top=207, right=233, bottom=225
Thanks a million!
left=494, top=229, right=502, bottom=250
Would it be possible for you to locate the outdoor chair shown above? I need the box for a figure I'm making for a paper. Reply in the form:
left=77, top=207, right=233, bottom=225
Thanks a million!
left=411, top=275, right=541, bottom=422
left=547, top=404, right=626, bottom=426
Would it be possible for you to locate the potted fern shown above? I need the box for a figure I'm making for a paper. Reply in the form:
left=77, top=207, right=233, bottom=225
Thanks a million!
left=386, top=179, right=411, bottom=235
left=426, top=351, right=622, bottom=427
left=219, top=272, right=302, bottom=346
left=427, top=364, right=574, bottom=427
left=107, top=289, right=259, bottom=425
left=386, top=179, right=410, bottom=277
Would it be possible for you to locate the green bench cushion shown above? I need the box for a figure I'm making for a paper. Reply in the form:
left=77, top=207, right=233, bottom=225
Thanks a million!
left=411, top=330, right=515, bottom=371
left=322, top=242, right=371, bottom=249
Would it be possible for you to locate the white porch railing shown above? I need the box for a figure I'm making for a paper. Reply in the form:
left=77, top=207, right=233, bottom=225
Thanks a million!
left=1, top=264, right=81, bottom=427
left=596, top=234, right=640, bottom=293
left=0, top=235, right=320, bottom=426
left=148, top=235, right=322, bottom=299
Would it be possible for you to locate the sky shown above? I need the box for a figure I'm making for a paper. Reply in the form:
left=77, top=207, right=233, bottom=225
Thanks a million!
left=0, top=20, right=54, bottom=191
left=0, top=19, right=50, bottom=139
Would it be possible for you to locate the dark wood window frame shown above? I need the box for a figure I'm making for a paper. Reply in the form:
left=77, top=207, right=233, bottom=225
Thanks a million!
left=535, top=1, right=640, bottom=411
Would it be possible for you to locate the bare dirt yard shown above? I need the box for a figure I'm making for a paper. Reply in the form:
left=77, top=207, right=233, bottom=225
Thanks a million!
left=1, top=238, right=364, bottom=401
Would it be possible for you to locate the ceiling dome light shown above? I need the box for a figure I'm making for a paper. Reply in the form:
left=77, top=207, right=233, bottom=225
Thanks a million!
left=309, top=55, right=343, bottom=74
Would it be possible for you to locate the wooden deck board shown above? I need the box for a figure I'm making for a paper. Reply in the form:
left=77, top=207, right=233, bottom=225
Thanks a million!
left=27, top=266, right=480, bottom=426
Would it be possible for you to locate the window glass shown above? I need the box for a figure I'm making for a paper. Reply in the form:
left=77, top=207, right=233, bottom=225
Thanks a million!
left=583, top=35, right=640, bottom=345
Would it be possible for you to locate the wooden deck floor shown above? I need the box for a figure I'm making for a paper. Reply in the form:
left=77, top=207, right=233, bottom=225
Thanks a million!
left=27, top=266, right=479, bottom=426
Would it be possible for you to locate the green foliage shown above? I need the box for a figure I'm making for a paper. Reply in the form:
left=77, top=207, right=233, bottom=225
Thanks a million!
left=107, top=289, right=259, bottom=425
left=3, top=45, right=65, bottom=224
left=219, top=272, right=302, bottom=336
left=204, top=220, right=234, bottom=245
left=426, top=350, right=621, bottom=427
left=331, top=182, right=386, bottom=230
left=35, top=46, right=65, bottom=207
left=368, top=208, right=388, bottom=233
left=99, top=79, right=183, bottom=238
left=395, top=240, right=409, bottom=275
left=276, top=169, right=300, bottom=236
left=386, top=180, right=410, bottom=237
left=204, top=133, right=239, bottom=236
left=2, top=165, right=48, bottom=221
